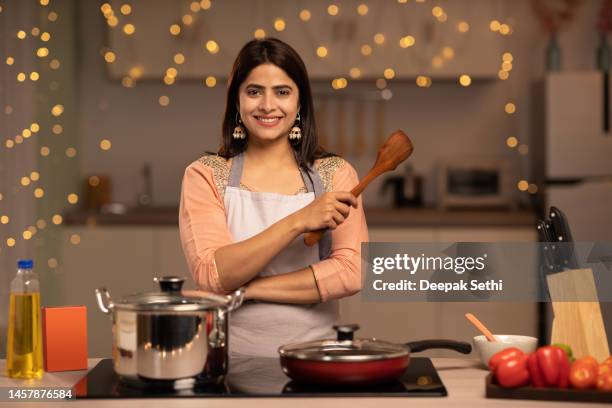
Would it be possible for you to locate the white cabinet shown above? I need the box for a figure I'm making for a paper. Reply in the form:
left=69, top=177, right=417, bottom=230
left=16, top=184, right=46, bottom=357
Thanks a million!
left=154, top=228, right=191, bottom=285
left=57, top=227, right=193, bottom=357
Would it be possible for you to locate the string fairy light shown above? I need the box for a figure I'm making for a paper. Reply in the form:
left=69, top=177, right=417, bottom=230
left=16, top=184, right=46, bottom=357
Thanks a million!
left=274, top=18, right=286, bottom=32
left=459, top=74, right=471, bottom=87
left=299, top=9, right=311, bottom=21
left=349, top=67, right=361, bottom=79
left=100, top=139, right=112, bottom=150
left=204, top=76, right=217, bottom=87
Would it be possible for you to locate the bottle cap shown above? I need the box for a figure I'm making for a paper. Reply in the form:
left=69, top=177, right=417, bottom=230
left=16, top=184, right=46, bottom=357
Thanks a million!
left=17, top=259, right=34, bottom=269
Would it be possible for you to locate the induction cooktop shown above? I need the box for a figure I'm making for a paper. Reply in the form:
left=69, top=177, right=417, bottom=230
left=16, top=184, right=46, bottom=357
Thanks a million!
left=74, top=357, right=447, bottom=398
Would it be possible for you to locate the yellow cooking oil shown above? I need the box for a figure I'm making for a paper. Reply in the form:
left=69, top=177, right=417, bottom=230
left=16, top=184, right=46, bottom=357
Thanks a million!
left=6, top=292, right=43, bottom=379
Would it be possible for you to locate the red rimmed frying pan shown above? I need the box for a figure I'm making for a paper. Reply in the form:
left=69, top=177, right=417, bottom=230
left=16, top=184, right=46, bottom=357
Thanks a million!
left=278, top=324, right=471, bottom=386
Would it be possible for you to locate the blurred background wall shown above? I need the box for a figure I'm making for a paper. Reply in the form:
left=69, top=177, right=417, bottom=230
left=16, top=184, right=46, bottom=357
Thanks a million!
left=1, top=0, right=609, bottom=357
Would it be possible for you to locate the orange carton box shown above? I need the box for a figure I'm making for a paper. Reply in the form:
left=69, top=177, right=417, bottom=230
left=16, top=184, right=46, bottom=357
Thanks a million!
left=42, top=306, right=88, bottom=372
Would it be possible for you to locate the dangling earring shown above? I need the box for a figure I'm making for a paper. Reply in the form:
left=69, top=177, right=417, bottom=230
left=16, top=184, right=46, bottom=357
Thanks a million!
left=289, top=111, right=302, bottom=141
left=233, top=113, right=246, bottom=140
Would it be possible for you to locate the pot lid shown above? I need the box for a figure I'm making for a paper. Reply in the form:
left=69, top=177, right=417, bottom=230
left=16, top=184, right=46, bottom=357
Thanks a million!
left=111, top=276, right=230, bottom=312
left=113, top=291, right=229, bottom=312
left=278, top=324, right=410, bottom=362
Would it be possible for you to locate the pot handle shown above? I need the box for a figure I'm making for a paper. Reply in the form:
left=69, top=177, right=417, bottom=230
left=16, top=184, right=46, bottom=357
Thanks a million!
left=406, top=339, right=472, bottom=354
left=226, top=287, right=246, bottom=312
left=95, top=287, right=114, bottom=314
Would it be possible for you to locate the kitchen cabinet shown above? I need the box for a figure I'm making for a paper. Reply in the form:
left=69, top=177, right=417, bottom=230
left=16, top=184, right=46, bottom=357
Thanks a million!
left=55, top=225, right=537, bottom=358
left=154, top=227, right=190, bottom=279
left=55, top=227, right=193, bottom=357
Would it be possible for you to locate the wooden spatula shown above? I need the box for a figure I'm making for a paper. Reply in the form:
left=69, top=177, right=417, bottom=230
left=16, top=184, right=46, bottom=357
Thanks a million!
left=304, top=130, right=414, bottom=247
left=465, top=313, right=498, bottom=342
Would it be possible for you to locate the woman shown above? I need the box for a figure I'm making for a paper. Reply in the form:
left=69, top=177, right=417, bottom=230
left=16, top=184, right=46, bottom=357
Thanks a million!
left=179, top=38, right=368, bottom=357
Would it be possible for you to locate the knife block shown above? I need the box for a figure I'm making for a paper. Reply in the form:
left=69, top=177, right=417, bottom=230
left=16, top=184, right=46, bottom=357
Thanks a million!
left=547, top=268, right=610, bottom=361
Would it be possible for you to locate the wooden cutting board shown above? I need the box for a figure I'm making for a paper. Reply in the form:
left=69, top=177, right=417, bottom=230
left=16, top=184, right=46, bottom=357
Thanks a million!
left=547, top=268, right=610, bottom=361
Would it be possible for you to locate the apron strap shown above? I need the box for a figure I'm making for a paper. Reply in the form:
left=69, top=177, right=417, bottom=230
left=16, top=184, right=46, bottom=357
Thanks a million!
left=227, top=153, right=332, bottom=260
left=228, top=153, right=245, bottom=188
left=304, top=164, right=333, bottom=261
left=297, top=167, right=315, bottom=193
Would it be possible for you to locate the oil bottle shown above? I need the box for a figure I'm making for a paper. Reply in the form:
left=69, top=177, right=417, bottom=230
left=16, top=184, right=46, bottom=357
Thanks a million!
left=6, top=259, right=43, bottom=379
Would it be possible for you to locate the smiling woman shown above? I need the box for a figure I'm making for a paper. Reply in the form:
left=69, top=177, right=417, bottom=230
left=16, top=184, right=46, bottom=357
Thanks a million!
left=178, top=38, right=368, bottom=358
left=238, top=64, right=300, bottom=150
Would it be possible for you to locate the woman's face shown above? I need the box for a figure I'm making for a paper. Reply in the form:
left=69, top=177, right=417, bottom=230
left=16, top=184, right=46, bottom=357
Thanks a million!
left=238, top=63, right=300, bottom=143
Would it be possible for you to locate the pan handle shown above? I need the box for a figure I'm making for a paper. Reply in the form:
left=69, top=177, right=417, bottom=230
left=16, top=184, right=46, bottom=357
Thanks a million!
left=406, top=339, right=472, bottom=354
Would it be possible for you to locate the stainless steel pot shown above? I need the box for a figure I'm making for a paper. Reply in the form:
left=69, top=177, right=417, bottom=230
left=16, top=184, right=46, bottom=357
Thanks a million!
left=95, top=276, right=244, bottom=381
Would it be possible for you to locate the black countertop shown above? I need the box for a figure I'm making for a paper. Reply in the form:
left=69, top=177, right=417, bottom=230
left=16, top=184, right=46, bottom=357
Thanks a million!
left=63, top=206, right=536, bottom=228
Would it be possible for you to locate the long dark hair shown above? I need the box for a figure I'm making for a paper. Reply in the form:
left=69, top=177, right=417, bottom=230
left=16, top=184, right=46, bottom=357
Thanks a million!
left=219, top=38, right=330, bottom=168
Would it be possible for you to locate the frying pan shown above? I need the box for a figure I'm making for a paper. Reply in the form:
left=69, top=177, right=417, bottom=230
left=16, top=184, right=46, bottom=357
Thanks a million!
left=278, top=324, right=471, bottom=386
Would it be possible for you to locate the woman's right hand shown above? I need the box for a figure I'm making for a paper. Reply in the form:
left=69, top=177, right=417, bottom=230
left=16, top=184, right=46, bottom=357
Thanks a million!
left=293, top=192, right=358, bottom=233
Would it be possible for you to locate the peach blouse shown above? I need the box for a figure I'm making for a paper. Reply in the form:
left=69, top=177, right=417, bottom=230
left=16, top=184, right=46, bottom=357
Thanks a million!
left=178, top=154, right=369, bottom=302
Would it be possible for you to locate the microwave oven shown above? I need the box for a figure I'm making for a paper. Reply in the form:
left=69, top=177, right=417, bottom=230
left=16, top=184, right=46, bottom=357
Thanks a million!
left=436, top=157, right=518, bottom=209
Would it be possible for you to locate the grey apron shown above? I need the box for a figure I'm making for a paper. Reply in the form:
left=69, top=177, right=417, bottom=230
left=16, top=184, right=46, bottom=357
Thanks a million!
left=224, top=153, right=337, bottom=357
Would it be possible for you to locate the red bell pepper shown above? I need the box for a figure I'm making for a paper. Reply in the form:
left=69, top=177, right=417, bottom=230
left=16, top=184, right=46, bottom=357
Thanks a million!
left=496, top=353, right=530, bottom=388
left=537, top=346, right=559, bottom=385
left=488, top=347, right=525, bottom=373
left=527, top=352, right=545, bottom=387
left=529, top=345, right=570, bottom=388
left=556, top=347, right=570, bottom=389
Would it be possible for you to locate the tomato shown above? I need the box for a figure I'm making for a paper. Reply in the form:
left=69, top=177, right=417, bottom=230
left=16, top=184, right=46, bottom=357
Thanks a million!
left=496, top=354, right=530, bottom=388
left=569, top=360, right=598, bottom=389
left=575, top=356, right=599, bottom=371
left=488, top=347, right=524, bottom=373
left=601, top=356, right=612, bottom=368
left=597, top=371, right=612, bottom=391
